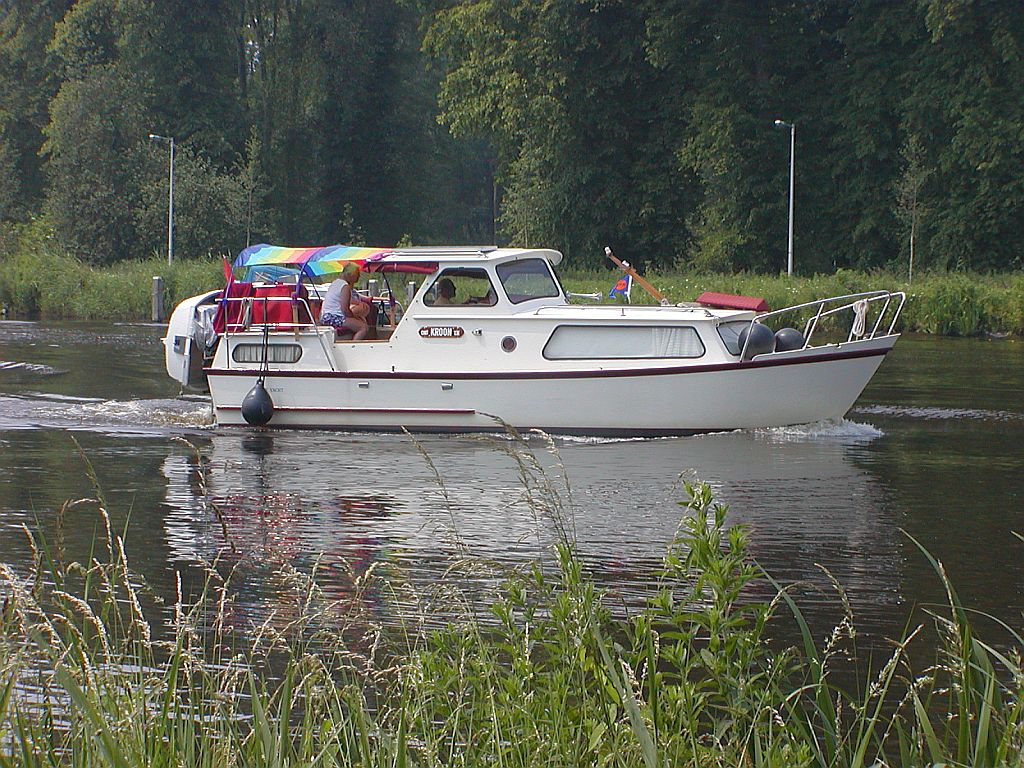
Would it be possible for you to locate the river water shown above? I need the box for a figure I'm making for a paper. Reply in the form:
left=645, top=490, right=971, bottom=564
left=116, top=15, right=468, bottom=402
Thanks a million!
left=1, top=321, right=1022, bottom=655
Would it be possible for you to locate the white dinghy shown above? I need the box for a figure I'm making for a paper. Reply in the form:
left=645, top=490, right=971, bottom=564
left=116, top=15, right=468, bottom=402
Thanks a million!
left=164, top=244, right=904, bottom=436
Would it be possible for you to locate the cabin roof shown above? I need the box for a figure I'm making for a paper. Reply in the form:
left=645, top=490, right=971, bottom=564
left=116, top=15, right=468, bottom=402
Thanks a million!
left=378, top=247, right=563, bottom=266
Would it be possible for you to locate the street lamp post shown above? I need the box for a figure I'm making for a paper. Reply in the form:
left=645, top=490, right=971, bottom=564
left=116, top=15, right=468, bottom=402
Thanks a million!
left=774, top=119, right=795, bottom=276
left=148, top=134, right=175, bottom=264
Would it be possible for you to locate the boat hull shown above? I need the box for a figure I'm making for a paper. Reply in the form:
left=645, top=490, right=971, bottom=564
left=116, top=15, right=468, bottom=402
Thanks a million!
left=207, top=335, right=895, bottom=435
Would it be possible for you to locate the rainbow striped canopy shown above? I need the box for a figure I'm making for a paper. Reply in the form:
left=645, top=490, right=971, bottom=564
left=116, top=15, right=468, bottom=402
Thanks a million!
left=233, top=244, right=391, bottom=281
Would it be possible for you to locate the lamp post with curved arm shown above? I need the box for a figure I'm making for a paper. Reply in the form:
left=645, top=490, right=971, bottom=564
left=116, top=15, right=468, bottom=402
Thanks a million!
left=774, top=119, right=795, bottom=276
left=148, top=134, right=175, bottom=264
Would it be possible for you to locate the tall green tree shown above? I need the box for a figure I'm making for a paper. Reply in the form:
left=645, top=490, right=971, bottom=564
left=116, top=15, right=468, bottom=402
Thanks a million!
left=44, top=0, right=255, bottom=261
left=904, top=0, right=1024, bottom=270
left=246, top=0, right=492, bottom=247
left=818, top=1, right=920, bottom=271
left=0, top=0, right=72, bottom=220
left=44, top=62, right=151, bottom=262
left=118, top=0, right=246, bottom=161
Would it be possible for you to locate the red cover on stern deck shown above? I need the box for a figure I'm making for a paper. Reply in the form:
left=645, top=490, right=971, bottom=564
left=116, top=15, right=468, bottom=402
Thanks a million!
left=695, top=292, right=770, bottom=312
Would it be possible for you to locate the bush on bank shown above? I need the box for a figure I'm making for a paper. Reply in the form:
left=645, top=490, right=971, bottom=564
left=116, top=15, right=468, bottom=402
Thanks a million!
left=1, top=438, right=1022, bottom=767
left=0, top=219, right=222, bottom=320
left=2, top=221, right=1023, bottom=334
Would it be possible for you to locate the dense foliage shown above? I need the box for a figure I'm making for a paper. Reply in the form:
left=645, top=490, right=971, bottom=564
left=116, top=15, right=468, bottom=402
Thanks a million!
left=0, top=0, right=1021, bottom=272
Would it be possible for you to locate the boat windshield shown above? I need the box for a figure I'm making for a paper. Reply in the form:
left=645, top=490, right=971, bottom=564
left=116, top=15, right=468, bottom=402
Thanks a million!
left=424, top=268, right=497, bottom=306
left=496, top=258, right=562, bottom=304
left=241, top=264, right=302, bottom=283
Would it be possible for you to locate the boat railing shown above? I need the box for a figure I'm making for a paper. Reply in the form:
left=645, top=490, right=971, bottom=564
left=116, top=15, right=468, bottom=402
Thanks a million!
left=742, top=290, right=906, bottom=359
left=219, top=294, right=337, bottom=372
left=219, top=294, right=321, bottom=332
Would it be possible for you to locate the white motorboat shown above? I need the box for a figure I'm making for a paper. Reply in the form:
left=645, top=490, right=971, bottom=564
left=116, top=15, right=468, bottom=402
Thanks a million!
left=163, top=244, right=904, bottom=435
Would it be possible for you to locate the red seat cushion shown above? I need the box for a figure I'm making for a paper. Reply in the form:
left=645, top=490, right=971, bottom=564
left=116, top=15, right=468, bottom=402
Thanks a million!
left=252, top=285, right=309, bottom=325
left=212, top=282, right=253, bottom=333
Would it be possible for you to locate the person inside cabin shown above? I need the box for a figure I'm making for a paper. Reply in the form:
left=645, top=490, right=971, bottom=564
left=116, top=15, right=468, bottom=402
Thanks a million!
left=462, top=286, right=497, bottom=305
left=320, top=263, right=372, bottom=339
left=434, top=278, right=456, bottom=305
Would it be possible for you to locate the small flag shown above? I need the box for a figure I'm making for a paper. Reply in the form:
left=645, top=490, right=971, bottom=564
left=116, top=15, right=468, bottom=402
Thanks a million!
left=608, top=273, right=632, bottom=302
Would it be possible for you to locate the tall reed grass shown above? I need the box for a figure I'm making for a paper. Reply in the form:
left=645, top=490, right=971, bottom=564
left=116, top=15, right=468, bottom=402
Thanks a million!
left=0, top=220, right=222, bottom=320
left=1, top=435, right=1021, bottom=766
left=563, top=268, right=1024, bottom=337
left=1, top=220, right=1022, bottom=333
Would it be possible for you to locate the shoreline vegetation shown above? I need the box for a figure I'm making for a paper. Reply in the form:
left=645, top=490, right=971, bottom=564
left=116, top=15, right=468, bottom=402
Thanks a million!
left=1, top=437, right=1022, bottom=767
left=1, top=223, right=1022, bottom=336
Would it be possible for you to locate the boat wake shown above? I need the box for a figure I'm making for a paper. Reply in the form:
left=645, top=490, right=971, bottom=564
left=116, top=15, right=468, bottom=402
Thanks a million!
left=0, top=360, right=68, bottom=376
left=854, top=404, right=1024, bottom=423
left=0, top=393, right=214, bottom=433
left=754, top=418, right=884, bottom=443
left=552, top=419, right=883, bottom=444
left=554, top=435, right=663, bottom=445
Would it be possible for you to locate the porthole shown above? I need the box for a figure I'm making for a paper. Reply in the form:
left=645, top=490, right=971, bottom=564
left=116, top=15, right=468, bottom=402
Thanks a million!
left=501, top=336, right=517, bottom=353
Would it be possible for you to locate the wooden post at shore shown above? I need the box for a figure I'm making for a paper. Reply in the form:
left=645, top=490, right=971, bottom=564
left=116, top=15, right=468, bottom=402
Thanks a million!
left=152, top=276, right=165, bottom=323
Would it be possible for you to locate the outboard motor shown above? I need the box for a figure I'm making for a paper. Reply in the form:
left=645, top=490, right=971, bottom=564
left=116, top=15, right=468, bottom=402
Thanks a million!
left=774, top=327, right=806, bottom=352
left=164, top=292, right=219, bottom=391
left=737, top=322, right=776, bottom=360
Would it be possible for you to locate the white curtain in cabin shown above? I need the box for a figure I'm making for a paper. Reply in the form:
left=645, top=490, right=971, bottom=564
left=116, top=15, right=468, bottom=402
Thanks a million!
left=544, top=326, right=704, bottom=359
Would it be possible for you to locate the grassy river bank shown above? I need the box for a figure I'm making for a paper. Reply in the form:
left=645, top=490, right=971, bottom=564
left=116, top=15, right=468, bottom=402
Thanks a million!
left=0, top=436, right=1022, bottom=767
left=1, top=225, right=1023, bottom=336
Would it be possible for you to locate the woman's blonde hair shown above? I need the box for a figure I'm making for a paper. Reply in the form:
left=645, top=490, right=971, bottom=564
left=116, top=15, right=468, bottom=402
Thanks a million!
left=341, top=262, right=362, bottom=280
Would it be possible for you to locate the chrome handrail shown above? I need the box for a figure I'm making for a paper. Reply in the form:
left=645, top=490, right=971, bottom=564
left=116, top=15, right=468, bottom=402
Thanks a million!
left=740, top=290, right=906, bottom=360
left=218, top=293, right=337, bottom=372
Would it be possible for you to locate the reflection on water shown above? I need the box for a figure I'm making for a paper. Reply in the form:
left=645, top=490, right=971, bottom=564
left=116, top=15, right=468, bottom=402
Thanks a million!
left=1, top=321, right=1022, bottom=654
left=151, top=424, right=902, bottom=640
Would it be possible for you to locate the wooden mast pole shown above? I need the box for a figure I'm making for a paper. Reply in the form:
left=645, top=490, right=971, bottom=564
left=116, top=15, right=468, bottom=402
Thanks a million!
left=605, top=247, right=669, bottom=306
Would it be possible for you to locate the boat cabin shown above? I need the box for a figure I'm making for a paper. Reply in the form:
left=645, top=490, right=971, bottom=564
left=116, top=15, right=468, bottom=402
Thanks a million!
left=205, top=246, right=570, bottom=343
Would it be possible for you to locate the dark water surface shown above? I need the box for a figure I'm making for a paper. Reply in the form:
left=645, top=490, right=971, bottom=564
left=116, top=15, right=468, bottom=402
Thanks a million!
left=1, top=321, right=1022, bottom=654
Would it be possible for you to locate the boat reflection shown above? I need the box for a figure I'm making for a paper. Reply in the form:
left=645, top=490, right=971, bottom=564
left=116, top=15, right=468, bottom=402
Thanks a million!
left=160, top=424, right=902, bottom=639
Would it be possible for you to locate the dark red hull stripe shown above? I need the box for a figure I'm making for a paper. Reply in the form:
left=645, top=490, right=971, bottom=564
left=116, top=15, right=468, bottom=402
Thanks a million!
left=219, top=406, right=475, bottom=415
left=216, top=423, right=721, bottom=437
left=206, top=345, right=889, bottom=381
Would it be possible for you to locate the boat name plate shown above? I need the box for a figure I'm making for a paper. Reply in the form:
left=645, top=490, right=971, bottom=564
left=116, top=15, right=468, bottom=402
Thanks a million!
left=418, top=326, right=465, bottom=339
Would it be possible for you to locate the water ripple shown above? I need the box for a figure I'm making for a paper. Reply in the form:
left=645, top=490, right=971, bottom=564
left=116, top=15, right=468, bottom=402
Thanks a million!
left=854, top=404, right=1024, bottom=422
left=0, top=360, right=68, bottom=376
left=0, top=393, right=214, bottom=432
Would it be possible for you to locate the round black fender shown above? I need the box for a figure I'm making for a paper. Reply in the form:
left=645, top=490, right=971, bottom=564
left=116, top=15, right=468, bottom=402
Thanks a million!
left=774, top=327, right=806, bottom=352
left=737, top=322, right=776, bottom=360
left=241, top=381, right=274, bottom=426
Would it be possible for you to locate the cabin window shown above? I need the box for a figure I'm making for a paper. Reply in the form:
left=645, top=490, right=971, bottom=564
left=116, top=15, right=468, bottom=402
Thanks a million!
left=496, top=258, right=561, bottom=304
left=543, top=325, right=705, bottom=360
left=232, top=343, right=303, bottom=364
left=716, top=321, right=750, bottom=356
left=424, top=268, right=497, bottom=306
